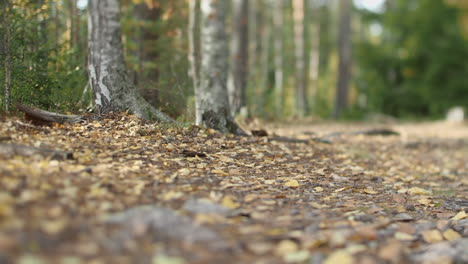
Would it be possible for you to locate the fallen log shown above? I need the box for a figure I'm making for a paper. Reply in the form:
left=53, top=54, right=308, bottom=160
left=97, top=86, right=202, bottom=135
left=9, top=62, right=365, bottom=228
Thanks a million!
left=16, top=103, right=83, bottom=124
left=0, top=143, right=73, bottom=160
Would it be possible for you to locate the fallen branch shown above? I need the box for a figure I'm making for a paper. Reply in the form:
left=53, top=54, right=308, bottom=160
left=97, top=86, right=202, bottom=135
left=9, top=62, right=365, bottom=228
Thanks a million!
left=0, top=143, right=73, bottom=160
left=16, top=103, right=83, bottom=124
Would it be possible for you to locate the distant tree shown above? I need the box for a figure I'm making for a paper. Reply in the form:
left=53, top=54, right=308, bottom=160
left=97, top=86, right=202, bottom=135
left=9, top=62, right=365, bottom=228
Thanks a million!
left=87, top=0, right=173, bottom=122
left=228, top=0, right=249, bottom=117
left=196, top=0, right=244, bottom=134
left=293, top=0, right=308, bottom=117
left=272, top=0, right=285, bottom=116
left=308, top=0, right=321, bottom=115
left=1, top=0, right=12, bottom=112
left=333, top=0, right=352, bottom=119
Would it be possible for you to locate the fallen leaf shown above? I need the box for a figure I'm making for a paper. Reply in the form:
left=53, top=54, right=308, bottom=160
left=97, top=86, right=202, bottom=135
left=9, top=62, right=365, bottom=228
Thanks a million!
left=421, top=229, right=444, bottom=243
left=285, top=180, right=300, bottom=188
left=275, top=240, right=299, bottom=256
left=451, top=210, right=467, bottom=221
left=407, top=187, right=432, bottom=195
left=284, top=250, right=310, bottom=263
left=442, top=229, right=461, bottom=241
left=324, top=250, right=353, bottom=264
left=222, top=195, right=240, bottom=209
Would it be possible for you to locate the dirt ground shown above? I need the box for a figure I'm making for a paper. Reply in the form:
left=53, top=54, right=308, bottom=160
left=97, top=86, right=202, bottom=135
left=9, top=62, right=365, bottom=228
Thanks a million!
left=0, top=115, right=467, bottom=264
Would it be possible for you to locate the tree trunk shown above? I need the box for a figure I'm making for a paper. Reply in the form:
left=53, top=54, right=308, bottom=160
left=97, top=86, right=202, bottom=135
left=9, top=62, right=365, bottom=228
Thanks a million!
left=273, top=0, right=284, bottom=116
left=333, top=0, right=352, bottom=119
left=248, top=0, right=257, bottom=81
left=228, top=0, right=249, bottom=117
left=293, top=0, right=308, bottom=117
left=258, top=1, right=272, bottom=117
left=188, top=0, right=201, bottom=119
left=2, top=3, right=11, bottom=112
left=197, top=0, right=243, bottom=134
left=87, top=0, right=173, bottom=122
left=308, top=0, right=321, bottom=115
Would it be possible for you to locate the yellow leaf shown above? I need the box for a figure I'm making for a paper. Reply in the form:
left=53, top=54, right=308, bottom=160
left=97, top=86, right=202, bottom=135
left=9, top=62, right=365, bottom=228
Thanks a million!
left=284, top=250, right=310, bottom=263
left=212, top=169, right=229, bottom=176
left=264, top=180, right=276, bottom=184
left=394, top=232, right=415, bottom=241
left=407, top=187, right=432, bottom=195
left=162, top=191, right=183, bottom=201
left=324, top=250, right=354, bottom=264
left=451, top=210, right=468, bottom=221
left=222, top=195, right=239, bottom=209
left=363, top=188, right=378, bottom=194
left=314, top=187, right=324, bottom=192
left=285, top=180, right=299, bottom=188
left=421, top=229, right=444, bottom=243
left=442, top=229, right=461, bottom=241
left=275, top=240, right=298, bottom=256
left=418, top=198, right=432, bottom=205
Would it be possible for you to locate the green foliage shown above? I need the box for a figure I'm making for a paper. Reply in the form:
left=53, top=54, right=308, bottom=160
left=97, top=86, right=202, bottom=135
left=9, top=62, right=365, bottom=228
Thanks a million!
left=0, top=1, right=87, bottom=112
left=121, top=0, right=192, bottom=119
left=356, top=0, right=468, bottom=118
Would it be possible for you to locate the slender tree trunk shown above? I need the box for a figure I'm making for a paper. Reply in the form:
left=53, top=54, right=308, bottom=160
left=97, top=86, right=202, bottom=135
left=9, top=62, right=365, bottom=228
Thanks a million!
left=293, top=0, right=308, bottom=117
left=248, top=0, right=257, bottom=81
left=71, top=0, right=78, bottom=49
left=37, top=0, right=48, bottom=73
left=87, top=0, right=173, bottom=122
left=273, top=0, right=284, bottom=116
left=3, top=7, right=11, bottom=112
left=197, top=0, right=243, bottom=134
left=258, top=2, right=272, bottom=117
left=188, top=0, right=201, bottom=120
left=333, top=0, right=352, bottom=119
left=308, top=0, right=321, bottom=114
left=228, top=0, right=249, bottom=116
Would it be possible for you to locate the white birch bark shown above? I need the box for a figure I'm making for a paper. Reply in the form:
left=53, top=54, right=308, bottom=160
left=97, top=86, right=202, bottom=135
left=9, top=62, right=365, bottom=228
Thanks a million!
left=273, top=0, right=284, bottom=116
left=198, top=0, right=244, bottom=134
left=188, top=0, right=201, bottom=120
left=308, top=0, right=321, bottom=114
left=87, top=0, right=173, bottom=122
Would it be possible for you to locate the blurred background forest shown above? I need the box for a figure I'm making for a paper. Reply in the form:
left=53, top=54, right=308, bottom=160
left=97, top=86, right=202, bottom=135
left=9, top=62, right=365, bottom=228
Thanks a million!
left=1, top=0, right=468, bottom=121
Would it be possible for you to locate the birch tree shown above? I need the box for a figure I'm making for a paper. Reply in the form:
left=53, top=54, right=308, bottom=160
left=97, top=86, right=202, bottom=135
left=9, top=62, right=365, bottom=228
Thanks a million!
left=308, top=0, right=321, bottom=114
left=87, top=0, right=173, bottom=122
left=333, top=0, right=352, bottom=119
left=188, top=0, right=201, bottom=119
left=197, top=0, right=244, bottom=134
left=228, top=0, right=249, bottom=117
left=293, top=0, right=308, bottom=117
left=273, top=0, right=284, bottom=116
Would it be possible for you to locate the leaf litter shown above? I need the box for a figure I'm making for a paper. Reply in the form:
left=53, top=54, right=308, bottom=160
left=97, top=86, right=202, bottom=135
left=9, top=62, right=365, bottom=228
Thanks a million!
left=0, top=114, right=467, bottom=263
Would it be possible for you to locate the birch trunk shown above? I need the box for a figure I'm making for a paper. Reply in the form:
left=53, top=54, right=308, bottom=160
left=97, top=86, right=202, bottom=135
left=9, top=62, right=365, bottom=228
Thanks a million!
left=87, top=0, right=173, bottom=122
left=333, top=0, right=352, bottom=119
left=188, top=0, right=201, bottom=120
left=198, top=0, right=243, bottom=134
left=228, top=0, right=249, bottom=116
left=293, top=0, right=308, bottom=117
left=308, top=0, right=321, bottom=114
left=273, top=0, right=284, bottom=116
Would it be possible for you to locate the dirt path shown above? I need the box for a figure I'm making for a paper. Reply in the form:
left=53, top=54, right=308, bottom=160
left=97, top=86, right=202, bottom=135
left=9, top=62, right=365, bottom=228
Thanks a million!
left=0, top=115, right=467, bottom=263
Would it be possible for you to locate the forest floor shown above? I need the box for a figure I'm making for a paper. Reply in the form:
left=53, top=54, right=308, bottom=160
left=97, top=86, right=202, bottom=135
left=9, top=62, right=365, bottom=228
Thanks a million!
left=0, top=114, right=467, bottom=264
